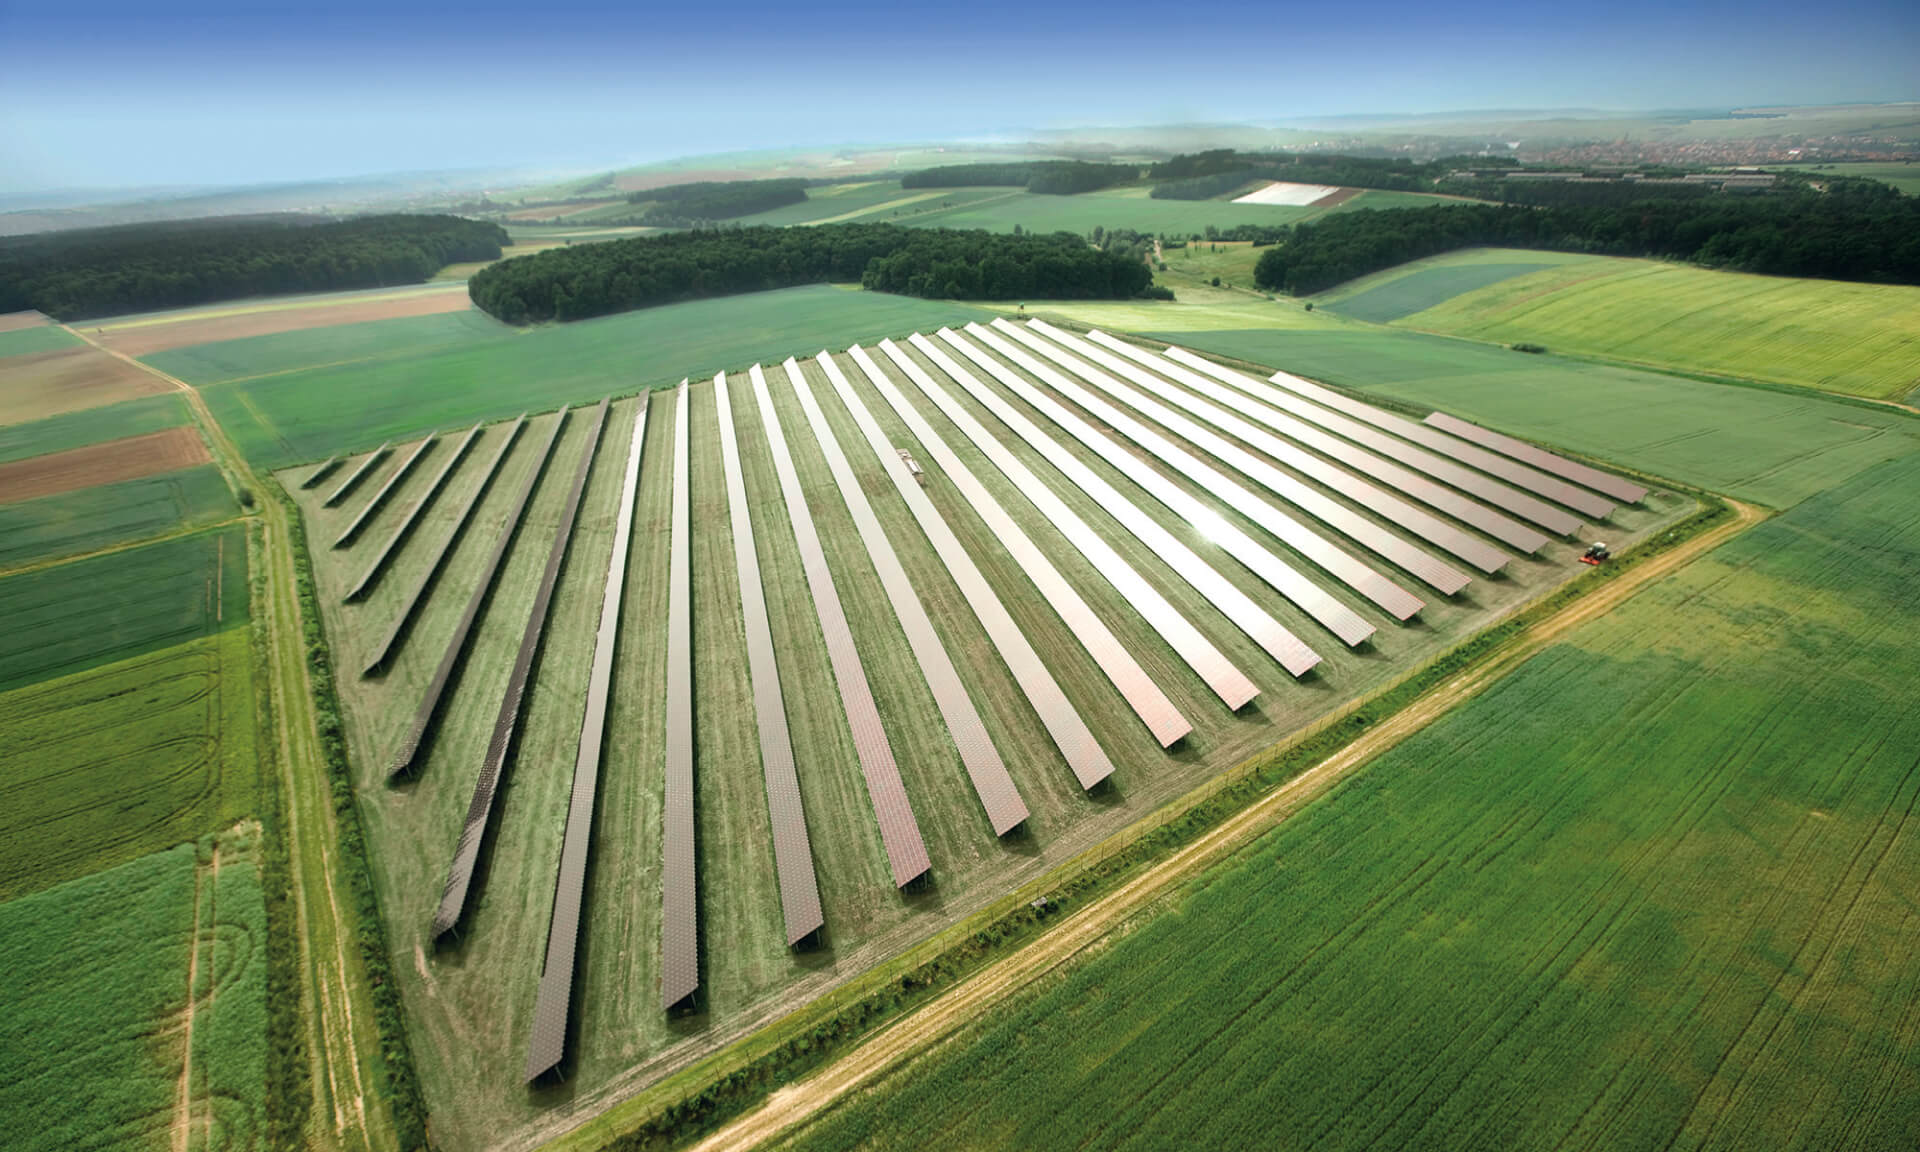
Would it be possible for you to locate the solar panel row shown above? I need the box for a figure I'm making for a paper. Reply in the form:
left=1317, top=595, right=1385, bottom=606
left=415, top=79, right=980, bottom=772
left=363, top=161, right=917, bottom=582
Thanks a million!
left=1423, top=411, right=1648, bottom=504
left=754, top=363, right=936, bottom=881
left=784, top=357, right=1029, bottom=836
left=526, top=400, right=648, bottom=1083
left=661, top=381, right=699, bottom=1010
left=1080, top=330, right=1515, bottom=576
left=865, top=340, right=1192, bottom=748
left=716, top=371, right=827, bottom=946
left=934, top=326, right=1321, bottom=678
left=301, top=455, right=341, bottom=489
left=335, top=432, right=438, bottom=549
left=989, top=320, right=1382, bottom=646
left=346, top=423, right=481, bottom=602
left=824, top=349, right=1117, bottom=790
left=1112, top=340, right=1550, bottom=555
left=902, top=333, right=1259, bottom=711
left=323, top=441, right=391, bottom=508
left=1026, top=321, right=1470, bottom=597
left=433, top=397, right=610, bottom=941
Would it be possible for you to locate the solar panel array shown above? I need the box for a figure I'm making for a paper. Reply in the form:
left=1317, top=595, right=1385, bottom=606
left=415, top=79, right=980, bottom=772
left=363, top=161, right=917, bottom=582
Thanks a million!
left=301, top=318, right=1653, bottom=1075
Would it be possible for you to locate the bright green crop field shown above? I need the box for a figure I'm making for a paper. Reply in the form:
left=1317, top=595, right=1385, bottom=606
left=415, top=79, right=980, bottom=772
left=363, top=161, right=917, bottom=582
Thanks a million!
left=0, top=834, right=267, bottom=1152
left=0, top=324, right=82, bottom=358
left=0, top=392, right=191, bottom=466
left=0, top=464, right=238, bottom=570
left=1346, top=250, right=1920, bottom=402
left=771, top=450, right=1920, bottom=1152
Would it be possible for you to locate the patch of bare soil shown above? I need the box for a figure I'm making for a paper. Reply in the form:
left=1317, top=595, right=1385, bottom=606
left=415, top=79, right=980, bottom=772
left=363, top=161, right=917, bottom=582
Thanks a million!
left=0, top=426, right=211, bottom=504
left=0, top=344, right=171, bottom=423
left=94, top=287, right=474, bottom=357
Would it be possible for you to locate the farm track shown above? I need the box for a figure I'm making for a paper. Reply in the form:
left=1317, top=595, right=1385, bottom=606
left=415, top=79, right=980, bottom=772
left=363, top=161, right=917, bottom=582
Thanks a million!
left=689, top=497, right=1765, bottom=1152
left=61, top=324, right=398, bottom=1152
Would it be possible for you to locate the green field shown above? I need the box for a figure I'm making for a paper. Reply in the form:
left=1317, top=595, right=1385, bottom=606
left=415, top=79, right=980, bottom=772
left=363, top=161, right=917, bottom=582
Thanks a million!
left=771, top=449, right=1920, bottom=1152
left=285, top=334, right=1682, bottom=1151
left=0, top=835, right=267, bottom=1152
left=1319, top=252, right=1587, bottom=323
left=0, top=464, right=237, bottom=570
left=1331, top=249, right=1920, bottom=402
left=1784, top=162, right=1920, bottom=195
left=0, top=392, right=191, bottom=465
left=890, top=186, right=1443, bottom=236
left=0, top=324, right=82, bottom=358
left=159, top=287, right=994, bottom=470
left=1149, top=326, right=1920, bottom=508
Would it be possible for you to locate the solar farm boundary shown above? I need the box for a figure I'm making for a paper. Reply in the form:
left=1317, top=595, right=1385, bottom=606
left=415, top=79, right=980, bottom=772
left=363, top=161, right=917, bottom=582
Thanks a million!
left=1158, top=346, right=1582, bottom=537
left=716, top=370, right=828, bottom=946
left=363, top=415, right=526, bottom=676
left=301, top=455, right=342, bottom=489
left=1422, top=411, right=1648, bottom=504
left=867, top=339, right=1192, bottom=748
left=1027, top=321, right=1469, bottom=597
left=335, top=431, right=439, bottom=549
left=1079, top=328, right=1515, bottom=576
left=433, top=396, right=610, bottom=940
left=986, top=319, right=1376, bottom=647
left=823, top=349, right=1116, bottom=791
left=902, top=333, right=1258, bottom=712
left=935, top=326, right=1320, bottom=679
left=756, top=362, right=936, bottom=881
left=323, top=441, right=391, bottom=507
left=385, top=410, right=558, bottom=777
left=345, top=422, right=482, bottom=602
left=1260, top=368, right=1616, bottom=519
left=1093, top=334, right=1549, bottom=555
left=526, top=399, right=648, bottom=1083
left=1012, top=320, right=1427, bottom=621
left=782, top=358, right=1028, bottom=836
left=662, top=380, right=698, bottom=1010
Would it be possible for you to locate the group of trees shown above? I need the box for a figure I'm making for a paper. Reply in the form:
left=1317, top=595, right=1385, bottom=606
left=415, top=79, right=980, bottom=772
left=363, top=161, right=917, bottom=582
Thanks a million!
left=467, top=224, right=1155, bottom=323
left=0, top=214, right=506, bottom=320
left=902, top=161, right=1139, bottom=195
left=1254, top=177, right=1920, bottom=295
left=627, top=178, right=809, bottom=224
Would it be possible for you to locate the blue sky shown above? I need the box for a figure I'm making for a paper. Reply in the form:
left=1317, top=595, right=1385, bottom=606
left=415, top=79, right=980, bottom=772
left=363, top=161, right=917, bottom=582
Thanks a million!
left=2, top=0, right=1915, bottom=191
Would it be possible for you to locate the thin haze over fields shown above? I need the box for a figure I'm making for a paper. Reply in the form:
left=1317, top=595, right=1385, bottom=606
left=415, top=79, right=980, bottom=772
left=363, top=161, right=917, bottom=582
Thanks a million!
left=1, top=0, right=1917, bottom=192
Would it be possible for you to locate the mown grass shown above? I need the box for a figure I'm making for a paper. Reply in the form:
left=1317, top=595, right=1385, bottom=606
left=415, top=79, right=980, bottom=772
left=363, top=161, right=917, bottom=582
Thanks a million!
left=1380, top=250, right=1920, bottom=401
left=1149, top=326, right=1920, bottom=508
left=769, top=451, right=1920, bottom=1152
left=0, top=464, right=238, bottom=569
left=0, top=392, right=191, bottom=466
left=0, top=834, right=270, bottom=1152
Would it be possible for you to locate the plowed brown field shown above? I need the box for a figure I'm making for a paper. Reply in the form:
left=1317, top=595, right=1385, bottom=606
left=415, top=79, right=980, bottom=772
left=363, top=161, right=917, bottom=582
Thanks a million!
left=0, top=345, right=171, bottom=423
left=0, top=426, right=210, bottom=504
left=93, top=285, right=474, bottom=356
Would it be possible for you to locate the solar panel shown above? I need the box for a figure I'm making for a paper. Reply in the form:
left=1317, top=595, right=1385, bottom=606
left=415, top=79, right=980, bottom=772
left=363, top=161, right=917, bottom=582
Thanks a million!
left=1101, top=338, right=1549, bottom=555
left=323, top=441, right=391, bottom=507
left=301, top=455, right=341, bottom=489
left=1025, top=321, right=1471, bottom=596
left=662, top=381, right=699, bottom=1010
left=715, top=371, right=827, bottom=946
left=754, top=363, right=935, bottom=880
left=902, top=333, right=1258, bottom=711
left=1256, top=365, right=1616, bottom=519
left=526, top=399, right=648, bottom=1083
left=822, top=350, right=1116, bottom=790
left=346, top=422, right=482, bottom=602
left=783, top=358, right=1028, bottom=835
left=1161, top=347, right=1583, bottom=537
left=863, top=340, right=1192, bottom=748
left=1422, top=411, right=1648, bottom=504
left=935, top=327, right=1320, bottom=678
left=992, top=319, right=1388, bottom=643
left=335, top=431, right=438, bottom=549
left=433, top=397, right=610, bottom=941
left=1081, top=330, right=1520, bottom=573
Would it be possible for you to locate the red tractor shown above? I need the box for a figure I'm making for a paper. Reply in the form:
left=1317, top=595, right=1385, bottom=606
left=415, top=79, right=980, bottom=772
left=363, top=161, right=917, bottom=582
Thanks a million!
left=1579, top=541, right=1611, bottom=566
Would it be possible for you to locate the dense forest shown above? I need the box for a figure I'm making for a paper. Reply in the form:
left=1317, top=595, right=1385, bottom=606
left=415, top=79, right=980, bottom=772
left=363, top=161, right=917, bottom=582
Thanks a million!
left=1254, top=177, right=1920, bottom=294
left=902, top=161, right=1139, bottom=195
left=1149, top=150, right=1450, bottom=198
left=627, top=178, right=809, bottom=224
left=466, top=224, right=1154, bottom=323
left=0, top=215, right=507, bottom=320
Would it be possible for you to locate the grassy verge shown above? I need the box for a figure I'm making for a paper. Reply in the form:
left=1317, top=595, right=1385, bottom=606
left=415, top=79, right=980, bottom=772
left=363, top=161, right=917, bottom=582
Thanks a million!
left=552, top=485, right=1733, bottom=1152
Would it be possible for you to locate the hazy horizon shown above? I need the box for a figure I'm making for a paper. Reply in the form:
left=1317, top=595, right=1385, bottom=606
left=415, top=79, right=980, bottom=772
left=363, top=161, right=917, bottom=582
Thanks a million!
left=3, top=0, right=1917, bottom=194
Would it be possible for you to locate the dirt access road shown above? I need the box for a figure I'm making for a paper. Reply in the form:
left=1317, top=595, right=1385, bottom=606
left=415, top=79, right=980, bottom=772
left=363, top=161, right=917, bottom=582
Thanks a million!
left=691, top=498, right=1766, bottom=1152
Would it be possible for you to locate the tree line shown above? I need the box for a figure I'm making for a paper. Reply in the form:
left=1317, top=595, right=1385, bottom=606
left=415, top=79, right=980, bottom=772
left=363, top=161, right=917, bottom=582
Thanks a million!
left=0, top=215, right=507, bottom=321
left=466, top=224, right=1155, bottom=323
left=1149, top=150, right=1451, bottom=198
left=901, top=161, right=1139, bottom=195
left=626, top=178, right=809, bottom=224
left=1254, top=177, right=1920, bottom=295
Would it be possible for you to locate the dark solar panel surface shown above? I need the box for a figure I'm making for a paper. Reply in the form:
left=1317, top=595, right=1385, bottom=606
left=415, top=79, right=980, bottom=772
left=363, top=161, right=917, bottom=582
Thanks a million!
left=346, top=423, right=481, bottom=602
left=661, top=381, right=700, bottom=1009
left=1423, top=411, right=1648, bottom=504
left=335, top=432, right=437, bottom=548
